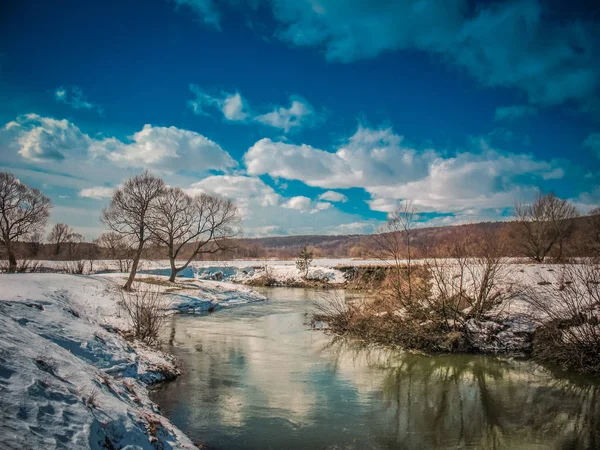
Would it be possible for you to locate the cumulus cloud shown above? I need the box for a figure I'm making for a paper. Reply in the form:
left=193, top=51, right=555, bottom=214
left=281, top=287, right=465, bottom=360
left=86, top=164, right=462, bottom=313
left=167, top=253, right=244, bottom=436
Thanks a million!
left=365, top=149, right=555, bottom=213
left=3, top=114, right=236, bottom=173
left=244, top=124, right=566, bottom=216
left=55, top=86, right=103, bottom=114
left=494, top=105, right=537, bottom=122
left=254, top=97, right=319, bottom=132
left=3, top=114, right=89, bottom=161
left=318, top=191, right=348, bottom=202
left=282, top=196, right=312, bottom=212
left=92, top=124, right=236, bottom=172
left=245, top=125, right=435, bottom=188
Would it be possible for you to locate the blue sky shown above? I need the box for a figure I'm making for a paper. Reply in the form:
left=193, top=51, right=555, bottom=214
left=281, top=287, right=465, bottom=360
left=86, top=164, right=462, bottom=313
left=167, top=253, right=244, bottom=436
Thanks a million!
left=0, top=0, right=599, bottom=238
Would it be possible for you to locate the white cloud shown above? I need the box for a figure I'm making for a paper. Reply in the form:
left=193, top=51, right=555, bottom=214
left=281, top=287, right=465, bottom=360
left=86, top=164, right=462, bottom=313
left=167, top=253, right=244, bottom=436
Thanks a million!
left=79, top=186, right=114, bottom=199
left=92, top=124, right=236, bottom=172
left=182, top=175, right=367, bottom=235
left=245, top=125, right=435, bottom=188
left=254, top=97, right=318, bottom=133
left=311, top=201, right=332, bottom=214
left=365, top=150, right=552, bottom=213
left=187, top=85, right=249, bottom=121
left=3, top=114, right=236, bottom=174
left=282, top=196, right=312, bottom=212
left=188, top=86, right=321, bottom=132
left=55, top=86, right=102, bottom=114
left=4, top=113, right=89, bottom=161
left=185, top=175, right=280, bottom=217
left=222, top=92, right=248, bottom=121
left=245, top=125, right=565, bottom=216
left=318, top=191, right=348, bottom=202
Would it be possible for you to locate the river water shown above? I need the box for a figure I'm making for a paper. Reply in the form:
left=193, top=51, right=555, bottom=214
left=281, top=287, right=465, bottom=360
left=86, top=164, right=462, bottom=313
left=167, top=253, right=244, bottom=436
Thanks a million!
left=151, top=287, right=599, bottom=450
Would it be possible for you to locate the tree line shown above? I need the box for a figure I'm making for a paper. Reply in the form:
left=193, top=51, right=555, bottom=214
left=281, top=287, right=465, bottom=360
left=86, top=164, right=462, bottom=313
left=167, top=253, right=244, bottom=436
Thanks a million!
left=1, top=168, right=599, bottom=280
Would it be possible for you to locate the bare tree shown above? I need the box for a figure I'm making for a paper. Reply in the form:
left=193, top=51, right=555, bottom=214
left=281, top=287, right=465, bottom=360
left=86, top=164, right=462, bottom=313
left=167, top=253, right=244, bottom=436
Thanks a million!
left=295, top=246, right=313, bottom=279
left=0, top=172, right=51, bottom=272
left=47, top=223, right=74, bottom=256
left=95, top=231, right=132, bottom=272
left=28, top=231, right=43, bottom=257
left=371, top=201, right=420, bottom=306
left=147, top=187, right=239, bottom=282
left=66, top=232, right=84, bottom=258
left=587, top=207, right=600, bottom=254
left=514, top=192, right=579, bottom=262
left=101, top=171, right=166, bottom=290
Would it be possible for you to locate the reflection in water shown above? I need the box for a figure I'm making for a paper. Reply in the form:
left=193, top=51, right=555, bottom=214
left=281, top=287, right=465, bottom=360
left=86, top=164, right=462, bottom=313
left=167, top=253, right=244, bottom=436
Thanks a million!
left=151, top=288, right=599, bottom=450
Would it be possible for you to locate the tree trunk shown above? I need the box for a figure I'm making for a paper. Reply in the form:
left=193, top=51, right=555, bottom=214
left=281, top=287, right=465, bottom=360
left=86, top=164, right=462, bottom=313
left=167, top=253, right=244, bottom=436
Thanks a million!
left=7, top=245, right=17, bottom=273
left=123, top=242, right=144, bottom=291
left=168, top=256, right=177, bottom=283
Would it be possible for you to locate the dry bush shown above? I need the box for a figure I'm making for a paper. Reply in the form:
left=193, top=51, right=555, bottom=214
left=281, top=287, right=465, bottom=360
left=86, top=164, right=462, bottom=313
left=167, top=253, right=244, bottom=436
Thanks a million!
left=425, top=233, right=518, bottom=326
left=316, top=230, right=519, bottom=352
left=313, top=290, right=363, bottom=332
left=119, top=283, right=170, bottom=344
left=15, top=259, right=43, bottom=273
left=60, top=260, right=87, bottom=274
left=525, top=260, right=600, bottom=373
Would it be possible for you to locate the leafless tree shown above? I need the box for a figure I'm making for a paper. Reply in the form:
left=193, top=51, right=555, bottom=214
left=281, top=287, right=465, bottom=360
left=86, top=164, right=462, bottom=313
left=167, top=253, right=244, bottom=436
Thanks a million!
left=66, top=232, right=84, bottom=258
left=47, top=223, right=74, bottom=256
left=514, top=192, right=579, bottom=262
left=101, top=171, right=166, bottom=290
left=28, top=231, right=43, bottom=257
left=95, top=231, right=132, bottom=272
left=0, top=172, right=51, bottom=272
left=371, top=201, right=420, bottom=306
left=147, top=187, right=239, bottom=282
left=587, top=207, right=600, bottom=254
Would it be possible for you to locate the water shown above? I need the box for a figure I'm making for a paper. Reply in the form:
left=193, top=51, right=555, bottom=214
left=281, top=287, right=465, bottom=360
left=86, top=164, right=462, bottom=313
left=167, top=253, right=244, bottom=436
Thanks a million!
left=151, top=287, right=600, bottom=450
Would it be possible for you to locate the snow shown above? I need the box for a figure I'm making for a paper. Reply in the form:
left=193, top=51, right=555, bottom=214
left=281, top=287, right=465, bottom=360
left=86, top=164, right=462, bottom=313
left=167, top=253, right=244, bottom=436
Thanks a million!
left=0, top=273, right=264, bottom=449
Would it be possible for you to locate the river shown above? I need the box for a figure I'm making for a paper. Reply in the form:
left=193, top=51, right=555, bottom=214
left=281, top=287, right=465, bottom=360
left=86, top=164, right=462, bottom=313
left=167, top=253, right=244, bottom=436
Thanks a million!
left=151, top=287, right=599, bottom=450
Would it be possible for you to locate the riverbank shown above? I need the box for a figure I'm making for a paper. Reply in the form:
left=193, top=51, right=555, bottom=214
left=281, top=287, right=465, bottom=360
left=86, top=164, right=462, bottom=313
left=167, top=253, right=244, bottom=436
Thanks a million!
left=0, top=273, right=264, bottom=449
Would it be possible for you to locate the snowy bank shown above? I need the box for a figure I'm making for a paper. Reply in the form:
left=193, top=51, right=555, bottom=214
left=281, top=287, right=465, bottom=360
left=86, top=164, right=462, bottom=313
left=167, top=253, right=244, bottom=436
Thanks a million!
left=0, top=273, right=263, bottom=449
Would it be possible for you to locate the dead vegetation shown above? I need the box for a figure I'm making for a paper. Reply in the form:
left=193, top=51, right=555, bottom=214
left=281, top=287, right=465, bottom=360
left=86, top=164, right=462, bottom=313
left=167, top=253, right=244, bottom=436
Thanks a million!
left=525, top=260, right=600, bottom=373
left=118, top=283, right=170, bottom=345
left=314, top=203, right=522, bottom=353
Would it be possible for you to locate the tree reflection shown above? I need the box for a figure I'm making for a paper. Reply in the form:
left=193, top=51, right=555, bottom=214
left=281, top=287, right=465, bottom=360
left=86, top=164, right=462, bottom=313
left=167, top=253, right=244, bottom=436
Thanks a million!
left=323, top=339, right=600, bottom=449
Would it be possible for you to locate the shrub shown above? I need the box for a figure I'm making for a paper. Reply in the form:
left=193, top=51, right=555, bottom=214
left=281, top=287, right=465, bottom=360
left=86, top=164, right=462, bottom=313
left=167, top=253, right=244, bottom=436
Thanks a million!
left=119, top=283, right=170, bottom=344
left=525, top=260, right=600, bottom=373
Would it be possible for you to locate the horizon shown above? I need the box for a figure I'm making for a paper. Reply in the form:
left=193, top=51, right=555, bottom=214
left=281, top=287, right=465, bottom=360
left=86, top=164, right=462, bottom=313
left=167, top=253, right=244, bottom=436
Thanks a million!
left=1, top=0, right=599, bottom=240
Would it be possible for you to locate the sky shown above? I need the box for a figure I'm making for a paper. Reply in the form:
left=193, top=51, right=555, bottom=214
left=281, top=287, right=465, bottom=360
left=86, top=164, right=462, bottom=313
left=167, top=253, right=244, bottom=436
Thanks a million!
left=0, top=0, right=599, bottom=239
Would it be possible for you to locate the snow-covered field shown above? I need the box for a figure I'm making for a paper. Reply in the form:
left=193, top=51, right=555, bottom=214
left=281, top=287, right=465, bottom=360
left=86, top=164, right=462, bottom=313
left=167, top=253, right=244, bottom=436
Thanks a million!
left=0, top=273, right=264, bottom=449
